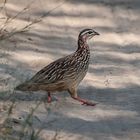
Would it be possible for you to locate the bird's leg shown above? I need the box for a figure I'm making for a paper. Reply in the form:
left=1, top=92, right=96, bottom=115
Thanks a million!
left=72, top=96, right=96, bottom=106
left=68, top=87, right=96, bottom=106
left=47, top=92, right=52, bottom=103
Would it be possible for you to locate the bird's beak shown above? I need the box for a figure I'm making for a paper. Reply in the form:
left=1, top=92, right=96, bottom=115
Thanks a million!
left=93, top=30, right=100, bottom=36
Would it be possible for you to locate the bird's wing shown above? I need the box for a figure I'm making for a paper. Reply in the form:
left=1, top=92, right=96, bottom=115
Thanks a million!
left=29, top=54, right=77, bottom=84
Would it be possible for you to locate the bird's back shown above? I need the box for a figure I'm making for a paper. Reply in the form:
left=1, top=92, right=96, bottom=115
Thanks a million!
left=16, top=47, right=90, bottom=92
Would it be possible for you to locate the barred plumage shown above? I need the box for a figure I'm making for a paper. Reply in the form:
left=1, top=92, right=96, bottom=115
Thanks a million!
left=15, top=29, right=99, bottom=106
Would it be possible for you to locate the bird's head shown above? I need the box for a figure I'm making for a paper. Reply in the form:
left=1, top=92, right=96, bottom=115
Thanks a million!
left=79, top=28, right=99, bottom=41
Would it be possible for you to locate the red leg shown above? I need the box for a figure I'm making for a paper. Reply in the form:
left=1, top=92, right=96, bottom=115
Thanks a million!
left=68, top=88, right=96, bottom=106
left=47, top=92, right=52, bottom=103
left=72, top=97, right=96, bottom=106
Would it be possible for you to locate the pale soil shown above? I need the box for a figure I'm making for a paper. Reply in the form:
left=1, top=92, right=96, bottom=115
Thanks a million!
left=0, top=0, right=140, bottom=140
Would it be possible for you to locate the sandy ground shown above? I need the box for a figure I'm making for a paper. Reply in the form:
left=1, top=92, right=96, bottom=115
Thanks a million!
left=0, top=0, right=140, bottom=140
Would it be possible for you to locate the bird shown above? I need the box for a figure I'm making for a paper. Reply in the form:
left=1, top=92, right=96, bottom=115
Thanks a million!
left=15, top=29, right=99, bottom=106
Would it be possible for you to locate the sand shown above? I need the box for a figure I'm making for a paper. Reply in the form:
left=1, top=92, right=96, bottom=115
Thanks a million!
left=0, top=0, right=140, bottom=139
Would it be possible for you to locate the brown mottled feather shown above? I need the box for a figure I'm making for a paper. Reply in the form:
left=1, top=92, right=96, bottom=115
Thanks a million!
left=15, top=29, right=99, bottom=98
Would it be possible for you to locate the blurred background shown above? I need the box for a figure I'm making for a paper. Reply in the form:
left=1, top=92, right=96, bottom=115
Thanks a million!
left=0, top=0, right=140, bottom=140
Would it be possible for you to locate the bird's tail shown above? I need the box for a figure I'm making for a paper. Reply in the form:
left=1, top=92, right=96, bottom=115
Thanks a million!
left=15, top=82, right=38, bottom=91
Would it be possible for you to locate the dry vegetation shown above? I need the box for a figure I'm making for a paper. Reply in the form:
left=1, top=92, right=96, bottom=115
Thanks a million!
left=0, top=1, right=64, bottom=139
left=0, top=0, right=140, bottom=140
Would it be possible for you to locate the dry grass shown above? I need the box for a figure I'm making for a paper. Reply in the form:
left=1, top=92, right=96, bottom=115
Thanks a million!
left=0, top=101, right=41, bottom=140
left=0, top=0, right=140, bottom=140
left=0, top=1, right=65, bottom=139
left=0, top=0, right=65, bottom=41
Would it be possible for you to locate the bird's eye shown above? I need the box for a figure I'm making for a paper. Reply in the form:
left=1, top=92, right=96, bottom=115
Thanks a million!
left=88, top=31, right=93, bottom=34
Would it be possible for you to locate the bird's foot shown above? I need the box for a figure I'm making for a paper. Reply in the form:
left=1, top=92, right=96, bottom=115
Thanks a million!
left=72, top=97, right=97, bottom=106
left=47, top=96, right=52, bottom=103
left=47, top=92, right=52, bottom=103
left=81, top=101, right=97, bottom=106
left=47, top=94, right=59, bottom=103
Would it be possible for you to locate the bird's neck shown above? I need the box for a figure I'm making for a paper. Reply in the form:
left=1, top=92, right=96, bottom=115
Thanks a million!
left=77, top=37, right=89, bottom=50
